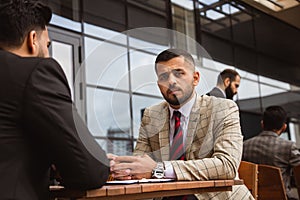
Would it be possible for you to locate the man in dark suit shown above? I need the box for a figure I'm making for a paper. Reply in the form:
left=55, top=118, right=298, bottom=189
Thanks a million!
left=207, top=69, right=240, bottom=99
left=243, top=106, right=300, bottom=200
left=0, top=0, right=109, bottom=199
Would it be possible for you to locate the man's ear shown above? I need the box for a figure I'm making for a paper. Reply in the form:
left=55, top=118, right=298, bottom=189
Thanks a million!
left=224, top=77, right=231, bottom=87
left=193, top=71, right=200, bottom=86
left=27, top=30, right=38, bottom=55
left=281, top=123, right=287, bottom=133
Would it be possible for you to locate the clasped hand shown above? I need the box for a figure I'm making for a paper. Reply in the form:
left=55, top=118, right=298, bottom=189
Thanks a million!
left=108, top=154, right=156, bottom=180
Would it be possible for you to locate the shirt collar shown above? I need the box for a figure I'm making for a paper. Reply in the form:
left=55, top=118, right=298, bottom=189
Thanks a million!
left=169, top=93, right=197, bottom=119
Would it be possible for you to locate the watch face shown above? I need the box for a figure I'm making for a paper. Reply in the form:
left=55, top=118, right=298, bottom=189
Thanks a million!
left=153, top=169, right=164, bottom=179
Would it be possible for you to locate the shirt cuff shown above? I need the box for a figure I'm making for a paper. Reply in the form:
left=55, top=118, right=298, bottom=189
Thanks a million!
left=163, top=161, right=176, bottom=179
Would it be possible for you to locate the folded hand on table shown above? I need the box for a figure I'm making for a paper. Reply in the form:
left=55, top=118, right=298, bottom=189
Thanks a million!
left=109, top=154, right=157, bottom=180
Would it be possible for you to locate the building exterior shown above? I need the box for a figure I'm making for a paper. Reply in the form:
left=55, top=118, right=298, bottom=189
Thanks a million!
left=41, top=0, right=300, bottom=152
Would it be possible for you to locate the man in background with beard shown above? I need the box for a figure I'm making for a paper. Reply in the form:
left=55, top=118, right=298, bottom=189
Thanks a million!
left=207, top=69, right=241, bottom=100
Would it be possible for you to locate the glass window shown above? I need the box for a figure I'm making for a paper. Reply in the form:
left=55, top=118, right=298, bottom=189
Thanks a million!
left=50, top=14, right=81, bottom=32
left=83, top=0, right=126, bottom=32
left=259, top=76, right=291, bottom=91
left=130, top=50, right=161, bottom=96
left=260, top=84, right=287, bottom=97
left=197, top=67, right=219, bottom=95
left=171, top=0, right=194, bottom=10
left=237, top=79, right=260, bottom=100
left=127, top=0, right=168, bottom=29
left=83, top=23, right=126, bottom=43
left=42, top=0, right=81, bottom=22
left=51, top=41, right=74, bottom=99
left=85, top=37, right=129, bottom=90
left=171, top=1, right=196, bottom=54
left=86, top=88, right=131, bottom=137
left=132, top=95, right=163, bottom=138
left=128, top=27, right=170, bottom=51
left=236, top=68, right=259, bottom=82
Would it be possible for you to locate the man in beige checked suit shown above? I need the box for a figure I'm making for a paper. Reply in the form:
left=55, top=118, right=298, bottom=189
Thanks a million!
left=110, top=48, right=253, bottom=200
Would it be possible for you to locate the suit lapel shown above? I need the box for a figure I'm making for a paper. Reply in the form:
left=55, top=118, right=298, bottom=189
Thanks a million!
left=185, top=96, right=206, bottom=160
left=158, top=105, right=171, bottom=161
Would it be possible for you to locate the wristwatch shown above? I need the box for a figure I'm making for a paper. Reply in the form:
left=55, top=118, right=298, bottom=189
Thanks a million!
left=152, top=162, right=165, bottom=179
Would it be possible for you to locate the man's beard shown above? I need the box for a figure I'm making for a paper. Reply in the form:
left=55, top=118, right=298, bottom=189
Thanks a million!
left=162, top=87, right=193, bottom=107
left=225, top=85, right=234, bottom=100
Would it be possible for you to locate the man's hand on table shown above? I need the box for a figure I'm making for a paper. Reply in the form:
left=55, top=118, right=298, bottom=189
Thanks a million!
left=109, top=154, right=156, bottom=180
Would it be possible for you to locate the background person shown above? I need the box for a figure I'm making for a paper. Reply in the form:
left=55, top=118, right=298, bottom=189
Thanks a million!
left=110, top=48, right=253, bottom=199
left=243, top=105, right=300, bottom=200
left=207, top=69, right=240, bottom=100
left=0, top=0, right=109, bottom=199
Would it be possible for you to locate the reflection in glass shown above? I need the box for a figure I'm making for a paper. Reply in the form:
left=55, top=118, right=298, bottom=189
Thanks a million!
left=50, top=14, right=81, bottom=32
left=85, top=37, right=129, bottom=90
left=259, top=76, right=290, bottom=90
left=83, top=23, right=126, bottom=43
left=51, top=41, right=74, bottom=99
left=260, top=84, right=287, bottom=97
left=171, top=0, right=195, bottom=10
left=206, top=10, right=225, bottom=20
left=132, top=95, right=163, bottom=138
left=197, top=67, right=219, bottom=95
left=130, top=50, right=161, bottom=96
left=171, top=1, right=196, bottom=55
left=86, top=88, right=131, bottom=137
left=237, top=79, right=260, bottom=100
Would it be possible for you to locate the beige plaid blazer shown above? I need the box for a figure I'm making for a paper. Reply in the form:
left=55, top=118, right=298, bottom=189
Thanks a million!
left=134, top=95, right=254, bottom=200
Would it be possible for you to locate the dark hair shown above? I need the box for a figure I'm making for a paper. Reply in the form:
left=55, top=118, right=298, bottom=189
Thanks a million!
left=0, top=0, right=52, bottom=48
left=154, top=48, right=195, bottom=73
left=217, top=69, right=240, bottom=85
left=263, top=106, right=287, bottom=131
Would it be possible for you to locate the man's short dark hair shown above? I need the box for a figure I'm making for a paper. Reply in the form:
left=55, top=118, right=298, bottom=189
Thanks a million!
left=263, top=106, right=287, bottom=131
left=0, top=0, right=52, bottom=48
left=218, top=69, right=240, bottom=85
left=155, top=48, right=195, bottom=73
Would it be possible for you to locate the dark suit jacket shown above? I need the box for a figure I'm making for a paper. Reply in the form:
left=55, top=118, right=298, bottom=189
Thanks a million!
left=0, top=50, right=109, bottom=200
left=243, top=131, right=300, bottom=199
left=207, top=87, right=226, bottom=98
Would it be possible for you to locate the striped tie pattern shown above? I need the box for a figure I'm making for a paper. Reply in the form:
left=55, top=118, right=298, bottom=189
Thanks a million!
left=165, top=111, right=197, bottom=200
left=170, top=111, right=185, bottom=161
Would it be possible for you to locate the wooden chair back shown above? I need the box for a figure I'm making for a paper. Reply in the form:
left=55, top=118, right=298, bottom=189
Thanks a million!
left=293, top=165, right=300, bottom=199
left=258, top=164, right=287, bottom=200
left=238, top=161, right=258, bottom=200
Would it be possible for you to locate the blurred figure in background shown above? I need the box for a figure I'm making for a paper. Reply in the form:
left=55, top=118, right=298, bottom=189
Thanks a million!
left=243, top=105, right=300, bottom=200
left=207, top=69, right=240, bottom=100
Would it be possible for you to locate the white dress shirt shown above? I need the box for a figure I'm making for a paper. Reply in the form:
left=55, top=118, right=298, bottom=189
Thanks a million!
left=164, top=93, right=197, bottom=178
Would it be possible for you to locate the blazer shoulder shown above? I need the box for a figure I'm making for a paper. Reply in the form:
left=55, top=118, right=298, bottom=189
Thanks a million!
left=145, top=101, right=168, bottom=116
left=199, top=94, right=237, bottom=109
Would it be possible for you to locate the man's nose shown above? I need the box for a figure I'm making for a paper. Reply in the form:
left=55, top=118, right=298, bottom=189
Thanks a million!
left=168, top=73, right=177, bottom=85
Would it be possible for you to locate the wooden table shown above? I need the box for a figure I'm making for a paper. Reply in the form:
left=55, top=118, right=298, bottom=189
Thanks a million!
left=51, top=179, right=243, bottom=200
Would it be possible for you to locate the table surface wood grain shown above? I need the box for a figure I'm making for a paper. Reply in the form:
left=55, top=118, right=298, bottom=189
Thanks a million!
left=50, top=179, right=244, bottom=200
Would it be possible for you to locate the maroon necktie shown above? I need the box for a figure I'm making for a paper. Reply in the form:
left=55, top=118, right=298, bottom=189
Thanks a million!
left=170, top=111, right=185, bottom=161
left=166, top=111, right=196, bottom=200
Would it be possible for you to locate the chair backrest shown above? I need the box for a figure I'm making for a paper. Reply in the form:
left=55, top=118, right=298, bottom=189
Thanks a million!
left=293, top=165, right=300, bottom=199
left=238, top=161, right=258, bottom=200
left=258, top=164, right=287, bottom=200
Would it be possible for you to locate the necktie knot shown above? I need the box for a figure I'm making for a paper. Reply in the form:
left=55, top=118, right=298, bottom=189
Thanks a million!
left=173, top=111, right=181, bottom=122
